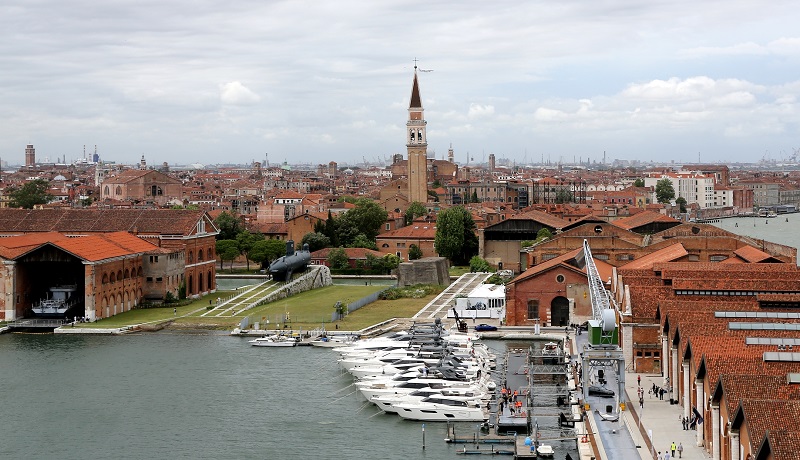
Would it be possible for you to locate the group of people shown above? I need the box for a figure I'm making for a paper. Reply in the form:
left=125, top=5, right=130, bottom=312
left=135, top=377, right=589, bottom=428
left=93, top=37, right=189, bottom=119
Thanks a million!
left=498, top=386, right=524, bottom=416
left=657, top=441, right=683, bottom=459
left=650, top=382, right=670, bottom=400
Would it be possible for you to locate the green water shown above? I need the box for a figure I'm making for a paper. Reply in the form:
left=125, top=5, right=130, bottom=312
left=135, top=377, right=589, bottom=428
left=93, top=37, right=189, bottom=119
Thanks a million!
left=0, top=333, right=525, bottom=459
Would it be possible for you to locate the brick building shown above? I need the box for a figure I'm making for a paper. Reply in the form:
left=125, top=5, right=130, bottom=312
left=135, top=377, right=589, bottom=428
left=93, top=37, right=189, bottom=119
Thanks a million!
left=99, top=169, right=182, bottom=206
left=0, top=209, right=218, bottom=299
left=0, top=231, right=183, bottom=321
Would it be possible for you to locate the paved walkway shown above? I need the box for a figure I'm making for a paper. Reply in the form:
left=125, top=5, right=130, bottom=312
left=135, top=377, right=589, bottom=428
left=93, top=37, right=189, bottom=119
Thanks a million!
left=623, top=372, right=711, bottom=460
left=412, top=272, right=491, bottom=319
left=564, top=331, right=711, bottom=460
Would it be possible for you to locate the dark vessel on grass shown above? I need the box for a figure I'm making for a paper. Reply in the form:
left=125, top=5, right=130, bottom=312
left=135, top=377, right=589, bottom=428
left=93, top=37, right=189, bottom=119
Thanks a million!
left=268, top=240, right=310, bottom=281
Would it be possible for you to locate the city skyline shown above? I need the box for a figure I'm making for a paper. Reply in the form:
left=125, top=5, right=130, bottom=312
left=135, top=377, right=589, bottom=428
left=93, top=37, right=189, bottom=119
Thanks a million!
left=2, top=1, right=799, bottom=166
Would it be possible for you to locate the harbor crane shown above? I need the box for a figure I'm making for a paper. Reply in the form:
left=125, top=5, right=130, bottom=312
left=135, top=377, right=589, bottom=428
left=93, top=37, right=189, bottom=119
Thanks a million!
left=579, top=239, right=626, bottom=411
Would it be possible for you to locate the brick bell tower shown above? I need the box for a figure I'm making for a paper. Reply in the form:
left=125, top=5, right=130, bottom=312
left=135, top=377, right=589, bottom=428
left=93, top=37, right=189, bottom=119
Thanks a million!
left=406, top=63, right=428, bottom=204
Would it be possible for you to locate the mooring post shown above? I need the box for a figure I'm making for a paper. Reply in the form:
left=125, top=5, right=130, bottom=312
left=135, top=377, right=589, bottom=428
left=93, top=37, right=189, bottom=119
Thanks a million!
left=422, top=423, right=425, bottom=449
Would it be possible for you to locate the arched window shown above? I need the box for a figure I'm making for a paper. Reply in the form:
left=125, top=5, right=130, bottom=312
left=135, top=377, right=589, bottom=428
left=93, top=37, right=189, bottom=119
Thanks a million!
left=102, top=273, right=109, bottom=284
left=188, top=251, right=194, bottom=263
left=124, top=268, right=130, bottom=278
left=188, top=275, right=193, bottom=295
left=198, top=250, right=204, bottom=262
left=207, top=271, right=213, bottom=291
left=137, top=267, right=143, bottom=277
left=110, top=272, right=116, bottom=283
left=207, top=248, right=213, bottom=260
left=115, top=185, right=122, bottom=195
left=117, top=270, right=122, bottom=281
left=104, top=186, right=110, bottom=195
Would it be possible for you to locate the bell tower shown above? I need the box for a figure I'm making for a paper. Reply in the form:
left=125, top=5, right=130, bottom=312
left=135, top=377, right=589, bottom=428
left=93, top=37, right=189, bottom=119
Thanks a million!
left=407, top=63, right=428, bottom=204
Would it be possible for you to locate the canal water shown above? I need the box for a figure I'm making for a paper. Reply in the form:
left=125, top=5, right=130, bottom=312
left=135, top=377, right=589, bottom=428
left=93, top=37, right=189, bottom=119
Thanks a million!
left=0, top=333, right=558, bottom=459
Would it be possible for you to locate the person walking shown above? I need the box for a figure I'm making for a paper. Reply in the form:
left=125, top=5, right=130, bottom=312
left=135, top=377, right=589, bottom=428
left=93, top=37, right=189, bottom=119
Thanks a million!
left=657, top=451, right=663, bottom=460
left=664, top=451, right=671, bottom=460
left=638, top=375, right=641, bottom=386
left=639, top=395, right=644, bottom=408
left=677, top=442, right=683, bottom=458
left=671, top=441, right=677, bottom=457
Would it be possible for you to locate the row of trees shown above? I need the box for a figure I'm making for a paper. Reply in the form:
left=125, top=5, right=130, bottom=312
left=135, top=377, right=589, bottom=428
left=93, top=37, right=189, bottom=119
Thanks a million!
left=215, top=227, right=288, bottom=270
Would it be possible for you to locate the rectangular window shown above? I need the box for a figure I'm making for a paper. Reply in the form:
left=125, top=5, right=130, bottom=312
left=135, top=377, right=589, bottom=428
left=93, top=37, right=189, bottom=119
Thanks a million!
left=146, top=277, right=153, bottom=282
left=156, top=277, right=163, bottom=282
left=527, top=300, right=539, bottom=320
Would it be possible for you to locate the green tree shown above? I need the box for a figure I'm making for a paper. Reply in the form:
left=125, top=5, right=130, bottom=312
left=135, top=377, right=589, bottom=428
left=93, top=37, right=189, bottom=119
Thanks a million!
left=633, top=178, right=645, bottom=187
left=434, top=206, right=478, bottom=265
left=383, top=253, right=400, bottom=273
left=536, top=228, right=553, bottom=242
left=348, top=234, right=378, bottom=250
left=323, top=210, right=338, bottom=247
left=301, top=232, right=331, bottom=252
left=327, top=247, right=350, bottom=270
left=249, top=238, right=287, bottom=269
left=216, top=239, right=240, bottom=270
left=675, top=197, right=687, bottom=214
left=336, top=198, right=388, bottom=246
left=655, top=178, right=676, bottom=204
left=236, top=230, right=264, bottom=271
left=214, top=211, right=243, bottom=240
left=469, top=256, right=491, bottom=273
left=404, top=201, right=427, bottom=225
left=470, top=190, right=479, bottom=203
left=555, top=189, right=574, bottom=203
left=9, top=179, right=51, bottom=209
left=408, top=244, right=423, bottom=260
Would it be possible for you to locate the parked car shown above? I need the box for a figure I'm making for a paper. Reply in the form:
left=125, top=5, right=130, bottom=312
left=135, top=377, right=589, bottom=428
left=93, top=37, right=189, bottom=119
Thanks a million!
left=474, top=323, right=498, bottom=332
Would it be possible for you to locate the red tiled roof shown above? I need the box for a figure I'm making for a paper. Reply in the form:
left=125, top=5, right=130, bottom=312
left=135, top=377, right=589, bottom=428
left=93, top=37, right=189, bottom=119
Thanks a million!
left=620, top=243, right=688, bottom=270
left=377, top=224, right=436, bottom=239
left=0, top=209, right=209, bottom=236
left=733, top=245, right=778, bottom=263
left=0, top=231, right=158, bottom=262
left=612, top=211, right=679, bottom=230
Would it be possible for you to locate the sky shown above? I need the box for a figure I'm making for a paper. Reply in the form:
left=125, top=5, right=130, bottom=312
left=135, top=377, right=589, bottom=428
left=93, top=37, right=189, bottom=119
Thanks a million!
left=1, top=0, right=799, bottom=168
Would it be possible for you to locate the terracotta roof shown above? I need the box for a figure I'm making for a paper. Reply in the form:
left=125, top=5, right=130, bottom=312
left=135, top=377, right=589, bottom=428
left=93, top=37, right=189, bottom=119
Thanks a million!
left=620, top=243, right=688, bottom=270
left=612, top=211, right=679, bottom=230
left=509, top=248, right=614, bottom=287
left=377, top=224, right=436, bottom=239
left=0, top=209, right=210, bottom=236
left=733, top=245, right=779, bottom=263
left=505, top=209, right=569, bottom=230
left=54, top=232, right=159, bottom=261
left=0, top=231, right=158, bottom=262
left=757, top=430, right=800, bottom=460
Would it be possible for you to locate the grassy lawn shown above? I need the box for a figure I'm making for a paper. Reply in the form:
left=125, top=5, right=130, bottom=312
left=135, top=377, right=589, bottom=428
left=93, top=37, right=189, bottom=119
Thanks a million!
left=334, top=295, right=434, bottom=330
left=449, top=266, right=470, bottom=277
left=69, top=283, right=438, bottom=332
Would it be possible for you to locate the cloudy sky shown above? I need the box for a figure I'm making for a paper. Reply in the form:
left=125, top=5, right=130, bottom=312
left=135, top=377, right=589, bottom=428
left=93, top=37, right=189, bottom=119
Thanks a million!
left=2, top=1, right=799, bottom=167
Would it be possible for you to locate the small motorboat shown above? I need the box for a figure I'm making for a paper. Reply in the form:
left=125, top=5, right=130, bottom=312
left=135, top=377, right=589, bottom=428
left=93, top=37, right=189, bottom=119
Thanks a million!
left=249, top=335, right=299, bottom=347
left=535, top=444, right=555, bottom=457
left=309, top=335, right=357, bottom=348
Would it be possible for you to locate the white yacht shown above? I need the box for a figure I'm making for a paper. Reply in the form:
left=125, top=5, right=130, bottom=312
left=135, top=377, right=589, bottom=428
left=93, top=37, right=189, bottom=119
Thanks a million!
left=249, top=335, right=299, bottom=347
left=393, top=394, right=488, bottom=422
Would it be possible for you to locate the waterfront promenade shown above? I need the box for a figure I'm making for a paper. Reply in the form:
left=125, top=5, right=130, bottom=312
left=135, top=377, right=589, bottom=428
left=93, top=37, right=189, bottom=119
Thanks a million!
left=623, top=371, right=712, bottom=459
